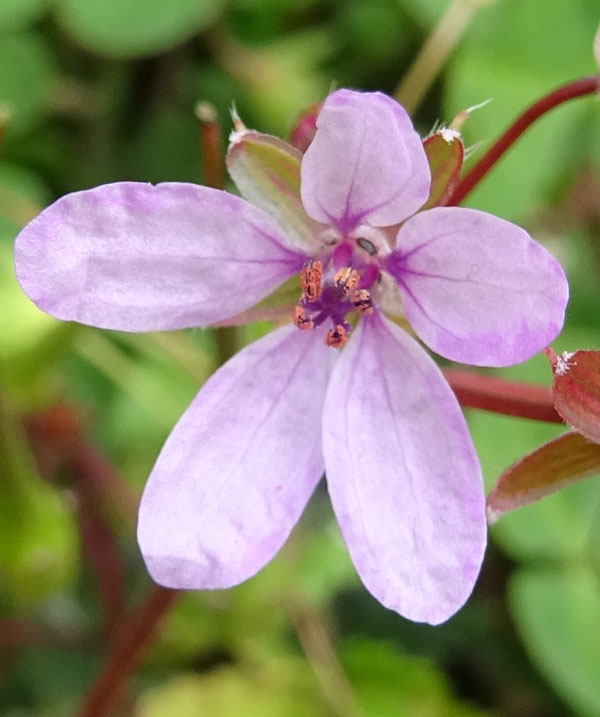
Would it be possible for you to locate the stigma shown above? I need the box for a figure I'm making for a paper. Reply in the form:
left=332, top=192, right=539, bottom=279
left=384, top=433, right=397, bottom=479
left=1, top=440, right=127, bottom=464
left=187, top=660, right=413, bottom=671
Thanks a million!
left=293, top=260, right=376, bottom=348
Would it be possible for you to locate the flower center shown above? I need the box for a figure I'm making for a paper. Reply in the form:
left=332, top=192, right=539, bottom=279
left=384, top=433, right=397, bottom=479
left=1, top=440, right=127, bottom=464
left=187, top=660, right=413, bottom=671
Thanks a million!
left=293, top=259, right=376, bottom=348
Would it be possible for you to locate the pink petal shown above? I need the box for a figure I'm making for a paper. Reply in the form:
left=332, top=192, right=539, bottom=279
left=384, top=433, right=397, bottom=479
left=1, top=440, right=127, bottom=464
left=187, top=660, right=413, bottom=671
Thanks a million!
left=387, top=207, right=568, bottom=367
left=137, top=324, right=332, bottom=589
left=300, top=90, right=430, bottom=233
left=15, top=182, right=305, bottom=331
left=322, top=313, right=486, bottom=625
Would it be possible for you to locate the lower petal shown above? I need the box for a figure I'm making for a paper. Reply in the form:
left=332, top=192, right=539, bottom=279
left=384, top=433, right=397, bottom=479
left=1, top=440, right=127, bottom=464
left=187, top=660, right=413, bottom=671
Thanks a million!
left=322, top=313, right=486, bottom=625
left=138, top=324, right=332, bottom=589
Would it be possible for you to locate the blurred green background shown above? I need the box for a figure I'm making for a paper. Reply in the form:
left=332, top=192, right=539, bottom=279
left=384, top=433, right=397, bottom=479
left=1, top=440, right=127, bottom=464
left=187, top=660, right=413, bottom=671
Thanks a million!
left=2, top=0, right=600, bottom=714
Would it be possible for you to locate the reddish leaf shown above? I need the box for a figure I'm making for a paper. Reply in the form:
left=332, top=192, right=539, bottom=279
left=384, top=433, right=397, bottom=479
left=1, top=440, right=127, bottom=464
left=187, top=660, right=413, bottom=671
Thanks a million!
left=421, top=131, right=464, bottom=209
left=550, top=349, right=600, bottom=443
left=486, top=431, right=600, bottom=523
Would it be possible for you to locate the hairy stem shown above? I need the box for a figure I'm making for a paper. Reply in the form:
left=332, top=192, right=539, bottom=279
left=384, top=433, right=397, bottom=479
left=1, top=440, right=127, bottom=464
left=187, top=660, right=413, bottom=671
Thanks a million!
left=446, top=75, right=600, bottom=206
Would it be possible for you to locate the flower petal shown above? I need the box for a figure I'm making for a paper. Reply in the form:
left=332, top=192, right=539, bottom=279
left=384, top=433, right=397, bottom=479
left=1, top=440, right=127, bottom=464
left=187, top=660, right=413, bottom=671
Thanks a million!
left=322, top=313, right=486, bottom=625
left=138, top=324, right=333, bottom=589
left=300, top=89, right=431, bottom=233
left=15, top=181, right=305, bottom=331
left=387, top=207, right=569, bottom=367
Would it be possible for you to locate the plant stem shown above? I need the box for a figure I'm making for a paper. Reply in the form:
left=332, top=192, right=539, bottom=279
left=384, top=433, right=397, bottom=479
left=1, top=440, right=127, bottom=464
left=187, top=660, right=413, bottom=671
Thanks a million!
left=288, top=601, right=361, bottom=717
left=196, top=100, right=226, bottom=190
left=79, top=586, right=179, bottom=717
left=394, top=0, right=490, bottom=113
left=445, top=75, right=600, bottom=206
left=444, top=369, right=562, bottom=423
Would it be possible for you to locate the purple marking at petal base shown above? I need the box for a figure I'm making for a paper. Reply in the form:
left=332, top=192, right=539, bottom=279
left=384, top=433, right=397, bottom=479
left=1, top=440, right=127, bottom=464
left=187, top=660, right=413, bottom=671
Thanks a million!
left=301, top=90, right=430, bottom=231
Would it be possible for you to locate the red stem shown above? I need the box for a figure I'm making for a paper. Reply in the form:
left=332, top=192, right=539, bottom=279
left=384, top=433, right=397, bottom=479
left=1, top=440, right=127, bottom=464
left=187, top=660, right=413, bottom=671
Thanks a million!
left=79, top=586, right=179, bottom=717
left=75, top=494, right=126, bottom=643
left=445, top=75, right=600, bottom=206
left=196, top=101, right=225, bottom=190
left=444, top=368, right=562, bottom=424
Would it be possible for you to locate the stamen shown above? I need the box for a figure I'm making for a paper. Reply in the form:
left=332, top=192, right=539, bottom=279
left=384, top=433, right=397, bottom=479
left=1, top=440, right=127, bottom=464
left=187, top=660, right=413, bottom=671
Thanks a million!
left=300, top=260, right=323, bottom=301
left=325, top=324, right=349, bottom=348
left=352, top=289, right=374, bottom=315
left=293, top=305, right=314, bottom=330
left=333, top=267, right=359, bottom=295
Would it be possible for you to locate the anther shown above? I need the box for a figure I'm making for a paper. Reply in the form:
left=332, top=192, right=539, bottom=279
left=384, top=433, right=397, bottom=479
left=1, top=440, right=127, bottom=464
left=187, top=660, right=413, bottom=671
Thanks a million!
left=333, top=267, right=359, bottom=295
left=300, top=260, right=323, bottom=301
left=294, top=306, right=314, bottom=330
left=352, top=289, right=374, bottom=315
left=325, top=324, right=349, bottom=348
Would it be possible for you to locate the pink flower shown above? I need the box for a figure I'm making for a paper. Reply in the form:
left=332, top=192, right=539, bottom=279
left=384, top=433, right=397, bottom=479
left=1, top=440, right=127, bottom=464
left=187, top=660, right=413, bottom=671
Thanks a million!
left=14, top=90, right=568, bottom=624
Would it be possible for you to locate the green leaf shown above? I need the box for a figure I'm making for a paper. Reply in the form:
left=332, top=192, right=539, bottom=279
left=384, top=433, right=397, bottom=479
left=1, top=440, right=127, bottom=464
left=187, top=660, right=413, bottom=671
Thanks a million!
left=341, top=639, right=487, bottom=716
left=0, top=32, right=56, bottom=138
left=487, top=431, right=600, bottom=522
left=510, top=566, right=600, bottom=715
left=0, top=0, right=48, bottom=31
left=55, top=0, right=221, bottom=58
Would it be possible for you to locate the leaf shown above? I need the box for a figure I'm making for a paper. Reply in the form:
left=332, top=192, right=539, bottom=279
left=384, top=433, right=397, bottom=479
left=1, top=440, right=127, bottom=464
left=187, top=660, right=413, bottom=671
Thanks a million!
left=467, top=351, right=600, bottom=562
left=55, top=0, right=221, bottom=58
left=0, top=32, right=56, bottom=138
left=422, top=131, right=464, bottom=208
left=486, top=431, right=600, bottom=522
left=550, top=350, right=600, bottom=443
left=341, top=639, right=486, bottom=716
left=510, top=566, right=600, bottom=715
left=0, top=0, right=48, bottom=31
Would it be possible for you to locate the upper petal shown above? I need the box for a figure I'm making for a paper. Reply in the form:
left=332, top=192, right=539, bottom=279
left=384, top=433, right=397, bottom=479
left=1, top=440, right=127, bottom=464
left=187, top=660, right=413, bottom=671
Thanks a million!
left=300, top=89, right=431, bottom=233
left=322, top=313, right=486, bottom=625
left=15, top=181, right=306, bottom=332
left=138, top=324, right=333, bottom=590
left=386, top=207, right=569, bottom=367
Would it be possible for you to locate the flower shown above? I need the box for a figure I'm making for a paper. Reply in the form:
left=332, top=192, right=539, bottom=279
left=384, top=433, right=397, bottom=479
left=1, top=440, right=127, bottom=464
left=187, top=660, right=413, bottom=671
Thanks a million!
left=14, top=90, right=568, bottom=624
